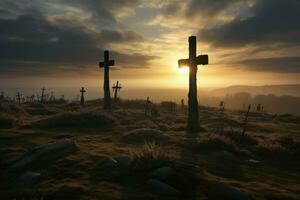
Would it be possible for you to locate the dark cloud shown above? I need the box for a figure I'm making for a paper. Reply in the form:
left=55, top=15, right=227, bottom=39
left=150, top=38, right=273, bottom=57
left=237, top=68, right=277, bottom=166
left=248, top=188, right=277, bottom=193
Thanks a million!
left=185, top=0, right=241, bottom=18
left=235, top=57, right=300, bottom=73
left=99, top=30, right=144, bottom=43
left=0, top=11, right=155, bottom=76
left=58, top=0, right=139, bottom=24
left=199, top=0, right=300, bottom=48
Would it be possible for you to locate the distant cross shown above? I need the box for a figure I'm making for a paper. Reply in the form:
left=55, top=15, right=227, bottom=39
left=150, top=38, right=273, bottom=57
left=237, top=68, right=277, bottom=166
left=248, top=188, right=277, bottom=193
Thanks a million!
left=178, top=36, right=208, bottom=131
left=41, top=87, right=46, bottom=103
left=181, top=99, right=186, bottom=113
left=99, top=50, right=115, bottom=109
left=145, top=96, right=152, bottom=116
left=30, top=95, right=35, bottom=102
left=80, top=87, right=86, bottom=106
left=218, top=101, right=225, bottom=133
left=26, top=96, right=30, bottom=103
left=256, top=104, right=261, bottom=113
left=16, top=92, right=22, bottom=104
left=112, top=81, right=122, bottom=102
left=0, top=91, right=4, bottom=101
left=219, top=101, right=225, bottom=113
left=242, top=104, right=251, bottom=136
left=49, top=91, right=55, bottom=101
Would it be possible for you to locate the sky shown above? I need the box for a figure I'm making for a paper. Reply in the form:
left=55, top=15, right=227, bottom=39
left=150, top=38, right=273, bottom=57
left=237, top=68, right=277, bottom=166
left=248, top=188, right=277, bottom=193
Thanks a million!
left=0, top=0, right=299, bottom=89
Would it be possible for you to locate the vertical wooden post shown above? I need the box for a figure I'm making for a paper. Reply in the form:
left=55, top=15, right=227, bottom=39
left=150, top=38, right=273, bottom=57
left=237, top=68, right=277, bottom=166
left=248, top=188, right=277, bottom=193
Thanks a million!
left=188, top=36, right=199, bottom=131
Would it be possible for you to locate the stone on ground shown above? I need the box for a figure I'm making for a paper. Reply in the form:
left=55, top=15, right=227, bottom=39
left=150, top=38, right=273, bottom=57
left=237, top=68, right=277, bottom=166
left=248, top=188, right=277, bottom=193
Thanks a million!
left=145, top=179, right=179, bottom=196
left=149, top=166, right=173, bottom=181
left=9, top=139, right=77, bottom=168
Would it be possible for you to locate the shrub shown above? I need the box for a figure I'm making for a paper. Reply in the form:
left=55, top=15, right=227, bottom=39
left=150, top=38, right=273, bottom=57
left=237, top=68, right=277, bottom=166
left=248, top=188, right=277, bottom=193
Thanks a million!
left=197, top=134, right=238, bottom=153
left=223, top=131, right=258, bottom=146
left=32, top=111, right=116, bottom=129
left=0, top=114, right=17, bottom=129
left=130, top=142, right=172, bottom=172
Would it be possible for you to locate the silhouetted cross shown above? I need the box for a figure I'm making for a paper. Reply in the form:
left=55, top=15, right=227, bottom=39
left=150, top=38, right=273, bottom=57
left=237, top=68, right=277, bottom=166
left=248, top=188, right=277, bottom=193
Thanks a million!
left=0, top=91, right=4, bottom=100
left=178, top=36, right=208, bottom=131
left=80, top=87, right=86, bottom=106
left=99, top=50, right=115, bottom=109
left=16, top=92, right=21, bottom=104
left=145, top=96, right=152, bottom=116
left=112, top=81, right=122, bottom=102
left=41, top=87, right=46, bottom=103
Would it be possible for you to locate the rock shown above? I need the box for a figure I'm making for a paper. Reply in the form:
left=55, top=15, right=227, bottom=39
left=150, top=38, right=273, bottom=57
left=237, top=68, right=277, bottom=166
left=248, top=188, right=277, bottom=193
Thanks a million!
left=16, top=170, right=48, bottom=188
left=122, top=128, right=170, bottom=144
left=149, top=166, right=173, bottom=180
left=246, top=159, right=260, bottom=164
left=99, top=156, right=118, bottom=169
left=9, top=139, right=77, bottom=168
left=209, top=181, right=253, bottom=200
left=145, top=179, right=179, bottom=196
left=112, top=155, right=131, bottom=166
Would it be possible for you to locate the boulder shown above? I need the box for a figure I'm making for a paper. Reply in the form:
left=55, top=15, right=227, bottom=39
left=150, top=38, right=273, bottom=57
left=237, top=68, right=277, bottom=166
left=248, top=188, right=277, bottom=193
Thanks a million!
left=149, top=166, right=173, bottom=181
left=145, top=179, right=179, bottom=196
left=16, top=170, right=48, bottom=188
left=209, top=181, right=253, bottom=200
left=99, top=156, right=118, bottom=169
left=112, top=155, right=131, bottom=167
left=9, top=139, right=77, bottom=168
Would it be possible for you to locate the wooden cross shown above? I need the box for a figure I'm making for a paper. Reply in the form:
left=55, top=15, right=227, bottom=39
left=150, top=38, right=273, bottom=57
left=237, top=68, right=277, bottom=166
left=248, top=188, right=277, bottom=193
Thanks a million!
left=0, top=91, right=4, bottom=101
left=219, top=101, right=225, bottom=112
left=49, top=91, right=55, bottom=101
left=145, top=96, right=152, bottom=116
left=41, top=87, right=46, bottom=103
left=30, top=95, right=35, bottom=102
left=16, top=92, right=21, bottom=104
left=178, top=36, right=208, bottom=131
left=99, top=50, right=115, bottom=109
left=80, top=87, right=86, bottom=106
left=112, top=81, right=122, bottom=102
left=242, top=104, right=251, bottom=136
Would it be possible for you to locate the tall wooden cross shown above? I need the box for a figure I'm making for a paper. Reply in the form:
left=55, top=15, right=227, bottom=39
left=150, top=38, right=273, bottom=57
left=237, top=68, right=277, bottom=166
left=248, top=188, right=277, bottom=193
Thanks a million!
left=41, top=87, right=46, bottom=103
left=80, top=87, right=86, bottom=106
left=99, top=50, right=115, bottom=109
left=112, top=81, right=122, bottom=102
left=178, top=36, right=208, bottom=132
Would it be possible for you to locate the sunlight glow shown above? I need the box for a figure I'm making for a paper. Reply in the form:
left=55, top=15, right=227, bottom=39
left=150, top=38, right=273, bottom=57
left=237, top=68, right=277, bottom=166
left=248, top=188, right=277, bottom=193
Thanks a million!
left=178, top=66, right=189, bottom=75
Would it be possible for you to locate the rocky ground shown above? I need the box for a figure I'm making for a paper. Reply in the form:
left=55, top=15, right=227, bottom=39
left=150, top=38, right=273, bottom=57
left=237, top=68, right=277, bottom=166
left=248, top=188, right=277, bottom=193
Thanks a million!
left=0, top=100, right=299, bottom=199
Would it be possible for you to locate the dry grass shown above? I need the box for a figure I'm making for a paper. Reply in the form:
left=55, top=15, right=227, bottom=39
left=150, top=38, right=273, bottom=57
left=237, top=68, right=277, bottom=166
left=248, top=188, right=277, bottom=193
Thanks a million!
left=130, top=142, right=172, bottom=173
left=0, top=114, right=17, bottom=129
left=31, top=111, right=116, bottom=130
left=197, top=133, right=238, bottom=153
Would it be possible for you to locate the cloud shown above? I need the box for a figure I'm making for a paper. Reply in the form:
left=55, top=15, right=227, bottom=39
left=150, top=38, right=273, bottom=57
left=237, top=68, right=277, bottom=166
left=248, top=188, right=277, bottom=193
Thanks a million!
left=0, top=10, right=155, bottom=76
left=185, top=0, right=242, bottom=19
left=57, top=0, right=139, bottom=24
left=199, top=0, right=300, bottom=48
left=99, top=30, right=144, bottom=43
left=234, top=56, right=300, bottom=73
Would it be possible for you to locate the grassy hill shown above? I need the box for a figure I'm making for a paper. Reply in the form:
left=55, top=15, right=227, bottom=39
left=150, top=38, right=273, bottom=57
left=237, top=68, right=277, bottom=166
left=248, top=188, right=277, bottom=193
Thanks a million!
left=0, top=100, right=299, bottom=199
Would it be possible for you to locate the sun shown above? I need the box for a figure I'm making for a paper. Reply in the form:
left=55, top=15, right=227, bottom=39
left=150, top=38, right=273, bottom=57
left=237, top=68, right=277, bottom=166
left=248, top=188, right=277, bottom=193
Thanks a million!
left=178, top=66, right=189, bottom=75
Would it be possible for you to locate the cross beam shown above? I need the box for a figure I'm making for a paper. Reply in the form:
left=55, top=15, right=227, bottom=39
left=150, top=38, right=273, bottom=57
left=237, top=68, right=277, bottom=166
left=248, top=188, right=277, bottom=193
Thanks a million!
left=178, top=36, right=209, bottom=132
left=99, top=50, right=115, bottom=109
